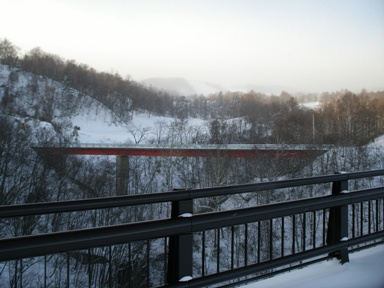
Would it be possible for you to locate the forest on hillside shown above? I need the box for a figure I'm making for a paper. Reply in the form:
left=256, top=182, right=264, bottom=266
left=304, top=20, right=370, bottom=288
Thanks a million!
left=1, top=38, right=384, bottom=287
left=1, top=38, right=384, bottom=147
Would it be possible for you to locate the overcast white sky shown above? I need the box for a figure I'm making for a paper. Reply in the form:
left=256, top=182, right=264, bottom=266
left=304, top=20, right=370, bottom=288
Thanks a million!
left=1, top=0, right=383, bottom=93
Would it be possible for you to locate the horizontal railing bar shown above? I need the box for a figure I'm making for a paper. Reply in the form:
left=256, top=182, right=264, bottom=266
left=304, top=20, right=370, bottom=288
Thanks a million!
left=347, top=169, right=384, bottom=179
left=191, top=187, right=384, bottom=231
left=1, top=169, right=383, bottom=218
left=1, top=187, right=383, bottom=262
left=347, top=231, right=384, bottom=247
left=0, top=190, right=190, bottom=218
left=0, top=217, right=192, bottom=262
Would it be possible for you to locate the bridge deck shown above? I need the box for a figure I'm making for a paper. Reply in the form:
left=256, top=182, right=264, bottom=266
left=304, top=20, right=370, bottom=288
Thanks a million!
left=33, top=144, right=332, bottom=158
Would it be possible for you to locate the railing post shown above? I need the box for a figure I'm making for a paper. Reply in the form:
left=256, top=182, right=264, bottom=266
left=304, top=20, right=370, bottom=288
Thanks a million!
left=167, top=194, right=193, bottom=284
left=327, top=172, right=349, bottom=264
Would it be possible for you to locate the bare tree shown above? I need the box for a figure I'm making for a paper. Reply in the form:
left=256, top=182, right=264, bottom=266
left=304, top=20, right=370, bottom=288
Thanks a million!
left=0, top=38, right=20, bottom=66
left=127, top=125, right=151, bottom=144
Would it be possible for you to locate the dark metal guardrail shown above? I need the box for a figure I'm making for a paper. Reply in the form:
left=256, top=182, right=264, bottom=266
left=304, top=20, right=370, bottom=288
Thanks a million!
left=0, top=170, right=383, bottom=287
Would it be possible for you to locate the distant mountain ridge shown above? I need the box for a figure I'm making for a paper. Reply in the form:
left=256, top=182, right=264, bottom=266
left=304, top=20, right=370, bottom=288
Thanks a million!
left=141, top=77, right=298, bottom=96
left=141, top=77, right=227, bottom=96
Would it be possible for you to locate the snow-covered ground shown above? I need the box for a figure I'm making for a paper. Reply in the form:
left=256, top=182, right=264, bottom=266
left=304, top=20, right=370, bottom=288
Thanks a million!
left=301, top=101, right=321, bottom=109
left=72, top=111, right=169, bottom=143
left=73, top=111, right=206, bottom=144
left=242, top=245, right=384, bottom=288
left=370, top=134, right=384, bottom=147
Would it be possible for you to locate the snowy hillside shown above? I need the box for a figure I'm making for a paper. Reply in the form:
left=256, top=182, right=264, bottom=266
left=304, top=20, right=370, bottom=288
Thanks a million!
left=0, top=64, right=206, bottom=144
left=73, top=111, right=206, bottom=144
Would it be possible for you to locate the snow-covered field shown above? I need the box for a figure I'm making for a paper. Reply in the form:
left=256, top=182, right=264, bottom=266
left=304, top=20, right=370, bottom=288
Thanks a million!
left=73, top=111, right=206, bottom=144
left=72, top=111, right=171, bottom=143
left=243, top=244, right=384, bottom=288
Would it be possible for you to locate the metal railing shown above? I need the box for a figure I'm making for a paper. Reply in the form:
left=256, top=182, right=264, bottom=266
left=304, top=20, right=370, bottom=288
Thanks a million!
left=1, top=170, right=383, bottom=287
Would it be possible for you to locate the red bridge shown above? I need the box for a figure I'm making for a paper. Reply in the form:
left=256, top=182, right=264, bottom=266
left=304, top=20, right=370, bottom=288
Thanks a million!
left=33, top=143, right=332, bottom=158
left=34, top=143, right=333, bottom=195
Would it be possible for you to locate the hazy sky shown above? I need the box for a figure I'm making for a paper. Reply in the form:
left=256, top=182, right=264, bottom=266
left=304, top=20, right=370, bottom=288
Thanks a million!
left=1, top=0, right=383, bottom=93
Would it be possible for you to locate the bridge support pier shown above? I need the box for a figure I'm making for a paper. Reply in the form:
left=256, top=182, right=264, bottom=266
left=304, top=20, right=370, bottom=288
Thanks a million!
left=116, top=156, right=129, bottom=195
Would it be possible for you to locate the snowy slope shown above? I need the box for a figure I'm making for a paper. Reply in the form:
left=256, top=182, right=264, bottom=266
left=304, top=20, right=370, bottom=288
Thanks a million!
left=0, top=64, right=206, bottom=144
left=73, top=111, right=205, bottom=144
left=370, top=134, right=384, bottom=147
